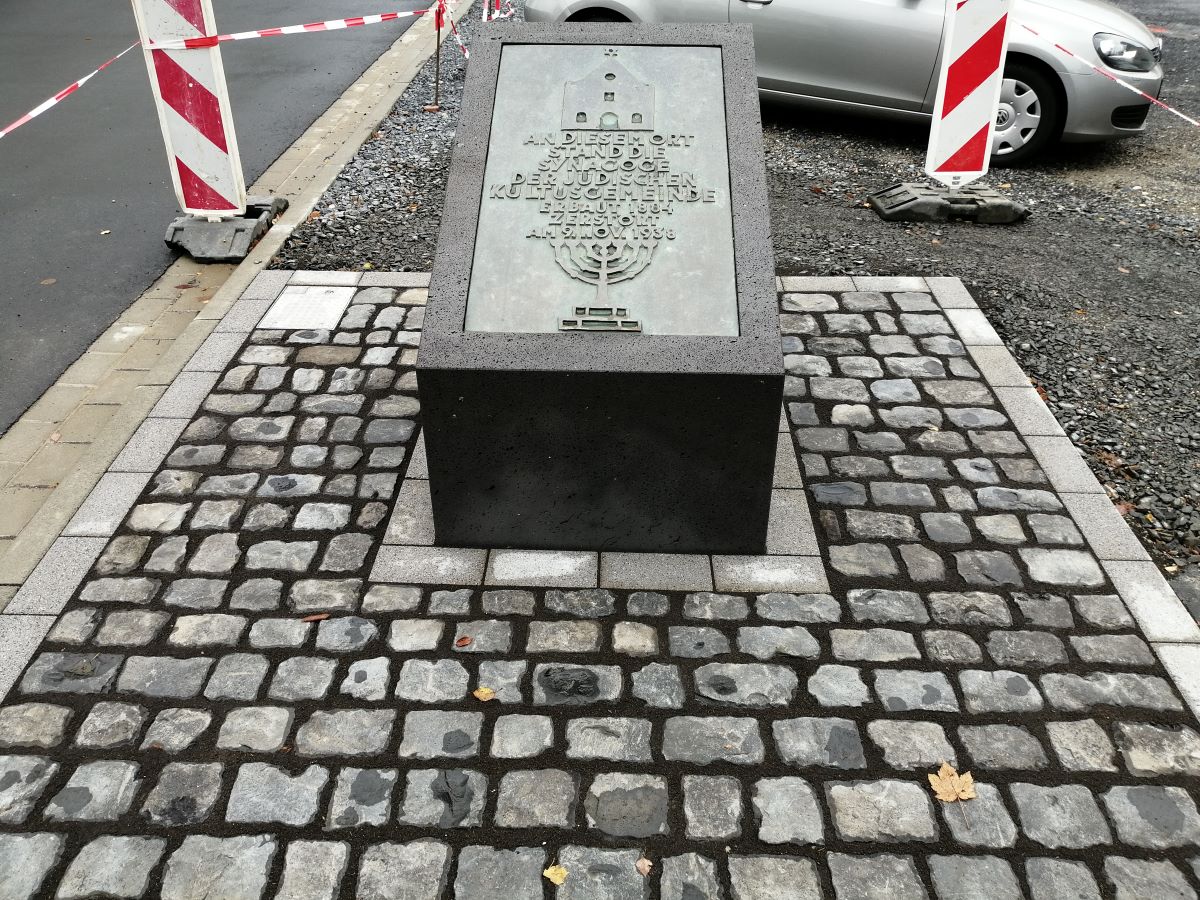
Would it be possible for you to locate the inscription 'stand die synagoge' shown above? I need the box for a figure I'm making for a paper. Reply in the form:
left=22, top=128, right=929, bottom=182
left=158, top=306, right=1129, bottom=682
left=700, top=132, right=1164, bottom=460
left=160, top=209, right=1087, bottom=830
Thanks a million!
left=418, top=26, right=781, bottom=554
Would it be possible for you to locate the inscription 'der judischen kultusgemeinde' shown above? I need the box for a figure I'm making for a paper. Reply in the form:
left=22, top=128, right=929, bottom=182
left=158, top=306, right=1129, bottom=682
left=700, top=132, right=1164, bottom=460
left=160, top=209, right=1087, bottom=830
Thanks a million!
left=464, top=45, right=738, bottom=336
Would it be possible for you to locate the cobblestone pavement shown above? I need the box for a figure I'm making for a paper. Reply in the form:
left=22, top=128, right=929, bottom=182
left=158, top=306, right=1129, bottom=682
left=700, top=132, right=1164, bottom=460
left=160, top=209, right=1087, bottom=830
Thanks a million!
left=2, top=273, right=1200, bottom=899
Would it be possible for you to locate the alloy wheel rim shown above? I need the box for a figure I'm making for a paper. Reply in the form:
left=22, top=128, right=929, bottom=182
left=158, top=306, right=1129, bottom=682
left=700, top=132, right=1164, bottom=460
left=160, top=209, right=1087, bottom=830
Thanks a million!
left=992, top=78, right=1042, bottom=155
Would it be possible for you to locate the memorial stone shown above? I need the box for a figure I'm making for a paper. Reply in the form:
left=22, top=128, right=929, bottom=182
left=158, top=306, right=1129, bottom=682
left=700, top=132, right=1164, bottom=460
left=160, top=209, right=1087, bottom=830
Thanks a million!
left=419, top=25, right=781, bottom=553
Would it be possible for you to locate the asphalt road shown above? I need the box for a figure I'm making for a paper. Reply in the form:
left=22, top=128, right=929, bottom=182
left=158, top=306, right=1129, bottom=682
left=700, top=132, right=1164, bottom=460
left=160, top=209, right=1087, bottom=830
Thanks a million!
left=0, top=0, right=425, bottom=434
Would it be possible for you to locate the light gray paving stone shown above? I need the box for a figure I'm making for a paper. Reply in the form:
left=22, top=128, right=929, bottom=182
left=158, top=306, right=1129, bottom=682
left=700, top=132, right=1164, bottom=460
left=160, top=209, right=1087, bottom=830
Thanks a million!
left=1025, top=859, right=1101, bottom=900
left=1103, top=560, right=1200, bottom=642
left=1041, top=671, right=1182, bottom=712
left=226, top=762, right=328, bottom=826
left=486, top=550, right=598, bottom=587
left=0, top=703, right=71, bottom=750
left=491, top=714, right=554, bottom=759
left=874, top=669, right=958, bottom=712
left=44, top=759, right=139, bottom=821
left=388, top=619, right=443, bottom=652
left=554, top=846, right=646, bottom=900
left=1156, top=644, right=1200, bottom=721
left=428, top=589, right=472, bottom=615
left=397, top=710, right=483, bottom=759
left=63, top=472, right=155, bottom=537
left=1048, top=720, right=1118, bottom=772
left=0, top=832, right=65, bottom=899
left=736, top=625, right=819, bottom=660
left=217, top=707, right=292, bottom=753
left=683, top=775, right=742, bottom=841
left=669, top=625, right=730, bottom=658
left=712, top=555, right=828, bottom=592
left=938, top=782, right=1017, bottom=848
left=276, top=841, right=350, bottom=900
left=19, top=651, right=123, bottom=695
left=141, top=708, right=211, bottom=752
left=56, top=835, right=166, bottom=900
left=583, top=772, right=668, bottom=838
left=478, top=660, right=526, bottom=704
left=727, top=857, right=821, bottom=900
left=110, top=417, right=190, bottom=472
left=661, top=853, right=723, bottom=900
left=75, top=701, right=146, bottom=749
left=494, top=769, right=577, bottom=828
left=268, top=657, right=336, bottom=701
left=694, top=663, right=798, bottom=707
left=986, top=629, right=1067, bottom=668
left=0, top=755, right=56, bottom=824
left=632, top=663, right=686, bottom=708
left=958, top=669, right=1044, bottom=713
left=928, top=856, right=1022, bottom=900
left=1114, top=722, right=1200, bottom=776
left=160, top=834, right=276, bottom=900
left=398, top=768, right=486, bottom=827
left=1103, top=785, right=1200, bottom=848
left=867, top=720, right=955, bottom=769
left=600, top=553, right=713, bottom=591
left=1011, top=783, right=1112, bottom=848
left=340, top=658, right=390, bottom=701
left=827, top=853, right=927, bottom=900
left=663, top=716, right=765, bottom=765
left=1105, top=857, right=1195, bottom=900
left=361, top=584, right=421, bottom=613
left=47, top=607, right=102, bottom=644
left=829, top=543, right=900, bottom=578
left=325, top=767, right=397, bottom=830
left=808, top=664, right=871, bottom=708
left=371, top=546, right=487, bottom=585
left=756, top=592, right=840, bottom=622
left=847, top=588, right=927, bottom=623
left=294, top=709, right=395, bottom=757
left=773, top=717, right=865, bottom=769
left=454, top=846, right=546, bottom=900
left=567, top=717, right=652, bottom=761
left=826, top=779, right=938, bottom=843
left=452, top=619, right=511, bottom=653
left=748, top=777, right=825, bottom=849
left=831, top=628, right=920, bottom=662
left=1059, top=493, right=1148, bottom=559
left=395, top=659, right=469, bottom=703
left=527, top=620, right=602, bottom=653
left=923, top=630, right=983, bottom=664
left=959, top=724, right=1048, bottom=770
left=481, top=589, right=535, bottom=616
left=612, top=621, right=658, bottom=656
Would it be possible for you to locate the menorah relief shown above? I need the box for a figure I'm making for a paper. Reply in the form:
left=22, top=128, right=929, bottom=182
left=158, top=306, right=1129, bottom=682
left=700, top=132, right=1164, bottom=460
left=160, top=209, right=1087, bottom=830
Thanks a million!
left=551, top=236, right=658, bottom=331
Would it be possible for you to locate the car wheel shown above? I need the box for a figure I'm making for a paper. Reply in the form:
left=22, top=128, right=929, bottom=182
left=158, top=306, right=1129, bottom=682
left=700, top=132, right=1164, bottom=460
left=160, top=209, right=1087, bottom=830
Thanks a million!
left=991, top=62, right=1062, bottom=166
left=566, top=9, right=629, bottom=21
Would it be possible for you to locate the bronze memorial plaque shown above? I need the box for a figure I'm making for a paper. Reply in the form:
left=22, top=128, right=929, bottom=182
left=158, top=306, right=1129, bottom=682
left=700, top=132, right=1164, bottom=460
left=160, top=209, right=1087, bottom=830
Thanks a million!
left=464, top=44, right=737, bottom=336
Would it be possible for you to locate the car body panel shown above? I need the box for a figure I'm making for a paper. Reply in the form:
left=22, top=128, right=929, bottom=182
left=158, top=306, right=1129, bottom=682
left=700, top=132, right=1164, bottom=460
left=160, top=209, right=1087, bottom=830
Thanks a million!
left=524, top=0, right=1164, bottom=143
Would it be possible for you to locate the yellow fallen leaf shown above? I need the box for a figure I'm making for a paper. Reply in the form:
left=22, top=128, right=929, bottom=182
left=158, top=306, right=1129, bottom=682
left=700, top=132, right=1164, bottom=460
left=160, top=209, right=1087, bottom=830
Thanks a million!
left=928, top=762, right=976, bottom=803
left=635, top=858, right=653, bottom=877
left=472, top=686, right=496, bottom=702
left=39, top=277, right=57, bottom=286
left=543, top=865, right=568, bottom=886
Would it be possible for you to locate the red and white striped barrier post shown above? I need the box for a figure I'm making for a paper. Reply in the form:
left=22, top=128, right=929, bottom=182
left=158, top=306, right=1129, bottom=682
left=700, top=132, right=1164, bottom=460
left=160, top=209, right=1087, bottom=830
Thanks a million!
left=129, top=0, right=247, bottom=218
left=926, top=0, right=1013, bottom=188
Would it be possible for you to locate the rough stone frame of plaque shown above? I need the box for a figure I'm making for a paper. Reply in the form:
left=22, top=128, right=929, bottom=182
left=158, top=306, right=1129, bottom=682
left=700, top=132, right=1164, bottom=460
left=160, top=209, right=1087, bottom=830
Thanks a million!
left=418, top=24, right=782, bottom=554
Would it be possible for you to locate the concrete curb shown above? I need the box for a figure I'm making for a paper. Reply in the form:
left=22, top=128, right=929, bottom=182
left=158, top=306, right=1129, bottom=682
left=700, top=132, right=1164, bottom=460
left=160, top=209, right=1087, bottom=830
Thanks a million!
left=0, top=1, right=471, bottom=607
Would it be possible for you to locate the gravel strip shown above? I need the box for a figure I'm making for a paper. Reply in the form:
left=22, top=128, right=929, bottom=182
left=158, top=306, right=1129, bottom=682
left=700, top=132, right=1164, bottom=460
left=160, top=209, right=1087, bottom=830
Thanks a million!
left=273, top=0, right=1200, bottom=594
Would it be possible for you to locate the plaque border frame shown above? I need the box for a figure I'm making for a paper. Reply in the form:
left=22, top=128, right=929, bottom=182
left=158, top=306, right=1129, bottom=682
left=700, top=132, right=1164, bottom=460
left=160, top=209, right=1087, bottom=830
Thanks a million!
left=419, top=24, right=780, bottom=377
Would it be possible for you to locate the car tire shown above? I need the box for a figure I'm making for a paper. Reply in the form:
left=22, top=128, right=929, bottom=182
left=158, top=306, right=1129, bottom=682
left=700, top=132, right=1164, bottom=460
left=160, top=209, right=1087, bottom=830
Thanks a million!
left=991, top=61, right=1062, bottom=167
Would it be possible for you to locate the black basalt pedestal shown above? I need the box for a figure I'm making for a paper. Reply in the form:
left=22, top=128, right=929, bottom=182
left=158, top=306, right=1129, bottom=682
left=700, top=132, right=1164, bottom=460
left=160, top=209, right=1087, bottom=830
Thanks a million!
left=417, top=24, right=781, bottom=554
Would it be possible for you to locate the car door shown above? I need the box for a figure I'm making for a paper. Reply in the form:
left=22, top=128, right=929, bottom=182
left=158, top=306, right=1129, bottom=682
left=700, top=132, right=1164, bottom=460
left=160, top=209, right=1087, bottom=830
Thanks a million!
left=728, top=0, right=947, bottom=112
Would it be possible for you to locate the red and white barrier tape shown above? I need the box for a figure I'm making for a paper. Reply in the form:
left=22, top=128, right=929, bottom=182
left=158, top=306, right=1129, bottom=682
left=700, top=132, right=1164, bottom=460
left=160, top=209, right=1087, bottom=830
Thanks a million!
left=0, top=42, right=140, bottom=140
left=144, top=8, right=432, bottom=50
left=483, top=0, right=516, bottom=22
left=1, top=3, right=475, bottom=140
left=1022, top=24, right=1198, bottom=127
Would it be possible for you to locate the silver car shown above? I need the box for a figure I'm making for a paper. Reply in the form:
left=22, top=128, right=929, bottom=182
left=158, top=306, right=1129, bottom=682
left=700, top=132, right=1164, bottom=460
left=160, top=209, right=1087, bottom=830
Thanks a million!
left=524, top=0, right=1165, bottom=164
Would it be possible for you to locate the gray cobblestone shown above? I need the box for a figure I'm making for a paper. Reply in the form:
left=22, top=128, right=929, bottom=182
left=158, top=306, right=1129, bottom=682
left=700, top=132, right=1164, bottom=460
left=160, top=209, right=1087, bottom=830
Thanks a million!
left=959, top=669, right=1043, bottom=713
left=827, top=779, right=938, bottom=843
left=959, top=724, right=1048, bottom=769
left=1011, top=783, right=1112, bottom=848
left=1105, top=857, right=1194, bottom=899
left=828, top=853, right=926, bottom=900
left=929, top=856, right=1022, bottom=900
left=141, top=761, right=222, bottom=826
left=773, top=717, right=865, bottom=769
left=494, top=769, right=576, bottom=828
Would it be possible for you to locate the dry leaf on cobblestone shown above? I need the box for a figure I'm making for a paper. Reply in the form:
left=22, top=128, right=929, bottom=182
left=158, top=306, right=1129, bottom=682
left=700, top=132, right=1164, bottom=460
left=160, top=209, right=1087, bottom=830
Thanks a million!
left=929, top=762, right=976, bottom=803
left=472, top=686, right=496, bottom=702
left=635, top=858, right=653, bottom=877
left=543, top=865, right=568, bottom=886
left=455, top=636, right=473, bottom=648
left=301, top=613, right=330, bottom=622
